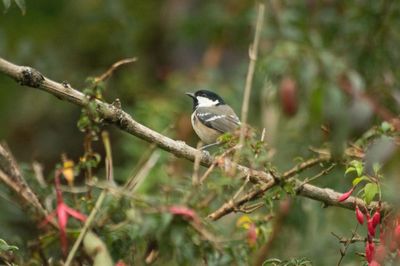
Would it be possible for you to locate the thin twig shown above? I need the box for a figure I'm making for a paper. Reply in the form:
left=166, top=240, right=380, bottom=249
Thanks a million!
left=124, top=126, right=172, bottom=190
left=208, top=179, right=275, bottom=220
left=232, top=174, right=251, bottom=200
left=282, top=156, right=330, bottom=179
left=237, top=202, right=264, bottom=213
left=199, top=163, right=216, bottom=184
left=32, top=161, right=47, bottom=188
left=331, top=232, right=366, bottom=244
left=189, top=221, right=223, bottom=251
left=207, top=156, right=332, bottom=220
left=336, top=224, right=359, bottom=266
left=297, top=163, right=336, bottom=188
left=126, top=150, right=161, bottom=192
left=94, top=57, right=137, bottom=84
left=236, top=2, right=266, bottom=159
left=199, top=146, right=237, bottom=184
left=64, top=190, right=107, bottom=266
left=192, top=142, right=203, bottom=186
left=102, top=131, right=114, bottom=183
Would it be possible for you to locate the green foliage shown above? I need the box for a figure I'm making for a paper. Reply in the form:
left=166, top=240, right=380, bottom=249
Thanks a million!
left=1, top=1, right=400, bottom=265
left=263, top=257, right=313, bottom=266
left=344, top=159, right=382, bottom=204
left=363, top=183, right=378, bottom=205
left=0, top=239, right=18, bottom=252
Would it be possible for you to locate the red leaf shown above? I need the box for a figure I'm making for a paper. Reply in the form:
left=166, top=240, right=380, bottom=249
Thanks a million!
left=355, top=206, right=364, bottom=225
left=338, top=187, right=355, bottom=202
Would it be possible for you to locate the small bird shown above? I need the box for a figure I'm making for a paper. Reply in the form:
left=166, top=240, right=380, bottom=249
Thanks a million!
left=186, top=90, right=241, bottom=145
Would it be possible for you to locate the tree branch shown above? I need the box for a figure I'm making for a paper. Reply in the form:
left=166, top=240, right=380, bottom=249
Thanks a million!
left=0, top=142, right=50, bottom=221
left=0, top=57, right=392, bottom=220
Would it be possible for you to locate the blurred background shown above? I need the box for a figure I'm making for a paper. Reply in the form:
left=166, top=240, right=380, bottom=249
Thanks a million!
left=1, top=0, right=400, bottom=265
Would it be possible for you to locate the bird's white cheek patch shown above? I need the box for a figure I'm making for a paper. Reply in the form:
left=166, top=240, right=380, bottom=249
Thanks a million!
left=196, top=96, right=219, bottom=107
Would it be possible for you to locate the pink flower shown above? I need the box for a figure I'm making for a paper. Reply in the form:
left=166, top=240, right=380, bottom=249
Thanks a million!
left=115, top=260, right=127, bottom=266
left=168, top=205, right=199, bottom=224
left=394, top=224, right=400, bottom=246
left=365, top=242, right=375, bottom=263
left=368, top=218, right=376, bottom=237
left=355, top=206, right=364, bottom=225
left=369, top=260, right=381, bottom=266
left=40, top=174, right=86, bottom=255
left=337, top=187, right=355, bottom=202
left=371, top=211, right=381, bottom=228
left=247, top=223, right=257, bottom=246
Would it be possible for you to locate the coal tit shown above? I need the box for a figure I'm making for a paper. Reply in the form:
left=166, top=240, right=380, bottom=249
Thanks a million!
left=186, top=90, right=240, bottom=144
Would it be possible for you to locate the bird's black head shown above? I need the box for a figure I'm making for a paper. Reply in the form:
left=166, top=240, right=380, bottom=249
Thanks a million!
left=186, top=90, right=225, bottom=110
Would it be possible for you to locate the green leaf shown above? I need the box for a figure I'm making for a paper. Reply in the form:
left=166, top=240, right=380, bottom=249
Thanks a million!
left=345, top=160, right=364, bottom=177
left=381, top=121, right=392, bottom=132
left=77, top=116, right=90, bottom=131
left=345, top=167, right=356, bottom=175
left=13, top=0, right=25, bottom=15
left=372, top=163, right=381, bottom=175
left=364, top=183, right=378, bottom=205
left=352, top=176, right=367, bottom=186
left=283, top=180, right=296, bottom=195
left=0, top=239, right=18, bottom=251
left=354, top=163, right=363, bottom=177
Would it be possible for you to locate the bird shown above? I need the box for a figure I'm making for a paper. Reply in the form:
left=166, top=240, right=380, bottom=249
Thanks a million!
left=186, top=90, right=241, bottom=145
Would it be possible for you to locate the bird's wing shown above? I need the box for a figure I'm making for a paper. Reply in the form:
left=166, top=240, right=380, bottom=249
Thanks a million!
left=195, top=105, right=240, bottom=133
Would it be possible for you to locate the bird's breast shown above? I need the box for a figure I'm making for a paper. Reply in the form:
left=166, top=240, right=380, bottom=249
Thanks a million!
left=191, top=112, right=221, bottom=144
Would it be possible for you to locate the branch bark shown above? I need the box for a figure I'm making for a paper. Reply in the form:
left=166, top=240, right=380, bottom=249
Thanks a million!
left=0, top=57, right=392, bottom=220
left=0, top=142, right=49, bottom=220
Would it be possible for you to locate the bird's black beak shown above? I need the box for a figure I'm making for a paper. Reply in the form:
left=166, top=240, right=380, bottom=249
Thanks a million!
left=185, top=92, right=195, bottom=99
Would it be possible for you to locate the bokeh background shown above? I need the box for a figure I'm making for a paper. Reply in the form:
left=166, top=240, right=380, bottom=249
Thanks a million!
left=1, top=1, right=400, bottom=265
